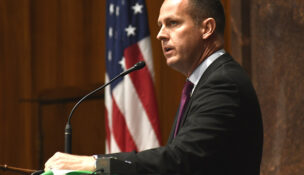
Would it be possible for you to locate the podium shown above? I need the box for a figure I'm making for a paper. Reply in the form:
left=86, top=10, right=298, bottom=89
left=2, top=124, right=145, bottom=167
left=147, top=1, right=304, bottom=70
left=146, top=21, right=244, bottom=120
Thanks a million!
left=94, top=157, right=136, bottom=175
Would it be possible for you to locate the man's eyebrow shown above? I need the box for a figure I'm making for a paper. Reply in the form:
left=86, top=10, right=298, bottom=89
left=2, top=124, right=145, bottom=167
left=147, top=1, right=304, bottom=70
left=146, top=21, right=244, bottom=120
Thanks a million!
left=157, top=17, right=164, bottom=26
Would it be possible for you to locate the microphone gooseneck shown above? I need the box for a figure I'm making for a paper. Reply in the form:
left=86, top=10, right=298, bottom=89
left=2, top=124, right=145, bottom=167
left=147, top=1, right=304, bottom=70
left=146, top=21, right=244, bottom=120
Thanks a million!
left=64, top=61, right=146, bottom=153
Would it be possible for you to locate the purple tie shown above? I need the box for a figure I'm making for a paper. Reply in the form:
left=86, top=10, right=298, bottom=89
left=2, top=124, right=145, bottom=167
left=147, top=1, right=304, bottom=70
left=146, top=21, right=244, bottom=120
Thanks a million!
left=174, top=80, right=194, bottom=137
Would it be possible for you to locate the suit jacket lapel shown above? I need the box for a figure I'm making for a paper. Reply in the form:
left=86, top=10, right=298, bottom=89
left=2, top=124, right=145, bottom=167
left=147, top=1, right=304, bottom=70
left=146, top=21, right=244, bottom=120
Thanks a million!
left=167, top=54, right=232, bottom=142
left=178, top=54, right=232, bottom=131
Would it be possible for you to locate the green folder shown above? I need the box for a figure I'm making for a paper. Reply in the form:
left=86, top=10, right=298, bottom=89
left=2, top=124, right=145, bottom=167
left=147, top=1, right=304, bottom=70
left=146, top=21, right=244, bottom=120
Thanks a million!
left=42, top=170, right=93, bottom=175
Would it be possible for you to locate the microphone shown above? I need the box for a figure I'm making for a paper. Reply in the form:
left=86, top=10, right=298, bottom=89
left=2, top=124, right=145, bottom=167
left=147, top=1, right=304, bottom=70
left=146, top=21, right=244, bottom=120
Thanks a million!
left=64, top=61, right=146, bottom=153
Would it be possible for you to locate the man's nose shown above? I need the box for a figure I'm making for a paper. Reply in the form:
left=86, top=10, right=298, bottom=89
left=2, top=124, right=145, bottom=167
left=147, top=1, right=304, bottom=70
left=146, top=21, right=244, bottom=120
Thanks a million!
left=156, top=26, right=168, bottom=41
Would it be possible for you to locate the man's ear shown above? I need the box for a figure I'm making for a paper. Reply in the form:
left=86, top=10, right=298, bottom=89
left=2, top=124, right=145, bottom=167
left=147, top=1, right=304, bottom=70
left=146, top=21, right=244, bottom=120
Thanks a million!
left=201, top=18, right=216, bottom=39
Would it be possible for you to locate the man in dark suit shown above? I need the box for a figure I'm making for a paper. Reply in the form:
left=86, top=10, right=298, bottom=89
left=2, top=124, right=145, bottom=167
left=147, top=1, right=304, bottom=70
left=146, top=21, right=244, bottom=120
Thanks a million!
left=44, top=0, right=263, bottom=174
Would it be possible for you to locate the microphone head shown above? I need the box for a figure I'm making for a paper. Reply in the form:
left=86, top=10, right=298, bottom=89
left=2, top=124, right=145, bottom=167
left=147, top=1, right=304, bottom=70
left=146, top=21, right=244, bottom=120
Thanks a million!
left=133, top=61, right=146, bottom=70
left=119, top=61, right=146, bottom=77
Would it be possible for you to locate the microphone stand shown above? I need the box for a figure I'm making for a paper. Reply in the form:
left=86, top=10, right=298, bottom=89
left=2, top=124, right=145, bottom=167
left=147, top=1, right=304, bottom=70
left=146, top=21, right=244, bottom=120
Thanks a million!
left=64, top=61, right=146, bottom=153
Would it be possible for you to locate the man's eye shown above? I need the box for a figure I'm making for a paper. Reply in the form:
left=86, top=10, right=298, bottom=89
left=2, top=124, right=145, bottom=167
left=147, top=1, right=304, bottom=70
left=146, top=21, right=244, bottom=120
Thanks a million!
left=168, top=21, right=178, bottom=26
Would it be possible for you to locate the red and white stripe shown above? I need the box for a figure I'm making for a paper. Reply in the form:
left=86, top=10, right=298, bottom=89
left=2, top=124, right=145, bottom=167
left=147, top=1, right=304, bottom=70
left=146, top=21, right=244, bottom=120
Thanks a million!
left=105, top=36, right=161, bottom=153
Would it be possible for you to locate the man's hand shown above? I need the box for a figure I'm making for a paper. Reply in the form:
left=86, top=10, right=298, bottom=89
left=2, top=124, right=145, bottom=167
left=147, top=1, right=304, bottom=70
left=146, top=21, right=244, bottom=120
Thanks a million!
left=44, top=152, right=96, bottom=172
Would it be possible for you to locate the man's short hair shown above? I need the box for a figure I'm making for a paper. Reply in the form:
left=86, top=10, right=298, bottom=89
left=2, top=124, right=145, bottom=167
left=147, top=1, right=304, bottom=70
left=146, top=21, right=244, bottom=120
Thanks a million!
left=187, top=0, right=226, bottom=35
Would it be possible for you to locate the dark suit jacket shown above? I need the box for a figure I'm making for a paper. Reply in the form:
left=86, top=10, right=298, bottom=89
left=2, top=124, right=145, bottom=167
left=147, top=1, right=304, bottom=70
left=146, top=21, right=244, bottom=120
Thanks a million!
left=104, top=54, right=263, bottom=175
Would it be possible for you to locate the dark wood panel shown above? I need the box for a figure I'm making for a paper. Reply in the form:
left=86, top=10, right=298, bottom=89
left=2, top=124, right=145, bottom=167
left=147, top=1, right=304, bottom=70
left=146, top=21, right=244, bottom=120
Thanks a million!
left=0, top=0, right=38, bottom=174
left=30, top=0, right=107, bottom=168
left=31, top=0, right=105, bottom=91
left=40, top=99, right=105, bottom=164
left=0, top=0, right=107, bottom=172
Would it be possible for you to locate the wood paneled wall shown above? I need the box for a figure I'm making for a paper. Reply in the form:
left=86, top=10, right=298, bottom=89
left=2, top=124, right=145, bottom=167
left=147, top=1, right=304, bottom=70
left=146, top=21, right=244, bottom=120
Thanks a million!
left=0, top=0, right=108, bottom=171
left=0, top=0, right=35, bottom=170
left=0, top=0, right=231, bottom=173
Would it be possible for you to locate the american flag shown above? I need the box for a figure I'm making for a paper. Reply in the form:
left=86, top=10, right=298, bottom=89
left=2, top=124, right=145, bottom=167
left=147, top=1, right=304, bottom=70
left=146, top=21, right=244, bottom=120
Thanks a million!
left=105, top=0, right=161, bottom=153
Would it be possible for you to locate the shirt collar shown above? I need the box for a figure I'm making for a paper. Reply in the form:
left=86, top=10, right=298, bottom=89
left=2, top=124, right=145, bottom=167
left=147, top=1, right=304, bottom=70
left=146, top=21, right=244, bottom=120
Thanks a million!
left=188, top=49, right=226, bottom=92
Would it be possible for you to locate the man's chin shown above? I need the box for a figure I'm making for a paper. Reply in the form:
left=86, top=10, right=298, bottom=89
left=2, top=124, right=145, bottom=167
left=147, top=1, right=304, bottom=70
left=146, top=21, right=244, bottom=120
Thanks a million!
left=166, top=59, right=186, bottom=75
left=166, top=56, right=178, bottom=66
left=166, top=59, right=177, bottom=68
